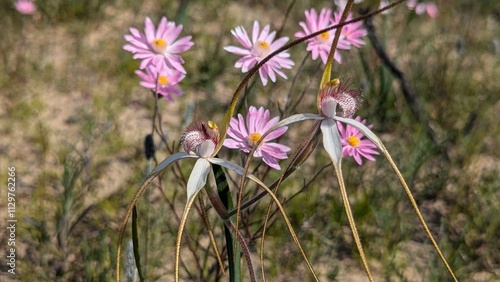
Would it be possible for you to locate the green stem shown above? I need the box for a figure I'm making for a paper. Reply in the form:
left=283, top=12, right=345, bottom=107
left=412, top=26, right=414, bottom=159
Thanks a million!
left=213, top=163, right=241, bottom=282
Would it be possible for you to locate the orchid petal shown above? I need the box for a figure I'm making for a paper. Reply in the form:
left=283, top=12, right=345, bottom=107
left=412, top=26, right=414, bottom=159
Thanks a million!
left=151, top=152, right=193, bottom=175
left=186, top=158, right=211, bottom=200
left=334, top=116, right=383, bottom=149
left=321, top=119, right=343, bottom=165
left=208, top=158, right=274, bottom=191
left=207, top=157, right=319, bottom=279
left=265, top=113, right=323, bottom=136
left=274, top=113, right=323, bottom=128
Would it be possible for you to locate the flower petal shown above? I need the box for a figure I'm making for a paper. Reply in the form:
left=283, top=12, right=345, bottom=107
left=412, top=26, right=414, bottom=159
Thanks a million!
left=266, top=113, right=323, bottom=135
left=151, top=152, right=192, bottom=175
left=321, top=119, right=343, bottom=165
left=186, top=158, right=211, bottom=200
left=334, top=116, right=383, bottom=149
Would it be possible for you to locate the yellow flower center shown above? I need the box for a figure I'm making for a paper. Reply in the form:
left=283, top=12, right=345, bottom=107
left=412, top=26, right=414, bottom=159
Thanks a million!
left=252, top=41, right=271, bottom=57
left=157, top=75, right=168, bottom=86
left=317, top=31, right=330, bottom=43
left=347, top=136, right=360, bottom=147
left=248, top=133, right=262, bottom=147
left=152, top=38, right=167, bottom=53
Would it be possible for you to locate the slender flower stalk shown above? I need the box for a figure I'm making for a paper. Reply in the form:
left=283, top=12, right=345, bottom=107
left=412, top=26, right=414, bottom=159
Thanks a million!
left=224, top=21, right=294, bottom=86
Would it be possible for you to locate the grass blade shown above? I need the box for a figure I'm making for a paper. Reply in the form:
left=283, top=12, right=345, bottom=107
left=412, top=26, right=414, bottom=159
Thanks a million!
left=132, top=206, right=145, bottom=282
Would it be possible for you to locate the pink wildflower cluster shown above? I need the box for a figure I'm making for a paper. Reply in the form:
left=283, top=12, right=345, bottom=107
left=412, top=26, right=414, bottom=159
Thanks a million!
left=406, top=0, right=439, bottom=18
left=124, top=17, right=194, bottom=101
left=295, top=8, right=367, bottom=64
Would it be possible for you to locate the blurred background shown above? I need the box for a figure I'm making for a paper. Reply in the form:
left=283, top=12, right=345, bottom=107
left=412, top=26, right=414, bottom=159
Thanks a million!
left=0, top=0, right=499, bottom=281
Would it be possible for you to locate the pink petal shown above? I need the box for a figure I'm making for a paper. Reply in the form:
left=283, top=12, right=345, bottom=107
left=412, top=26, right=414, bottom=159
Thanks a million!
left=426, top=3, right=439, bottom=18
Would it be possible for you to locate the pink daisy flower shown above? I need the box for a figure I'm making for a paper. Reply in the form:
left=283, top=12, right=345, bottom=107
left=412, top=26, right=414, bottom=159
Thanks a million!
left=223, top=106, right=291, bottom=170
left=407, top=0, right=439, bottom=18
left=135, top=63, right=185, bottom=102
left=224, top=21, right=294, bottom=86
left=295, top=8, right=351, bottom=64
left=124, top=17, right=194, bottom=73
left=337, top=116, right=379, bottom=165
left=333, top=12, right=367, bottom=48
left=15, top=0, right=36, bottom=15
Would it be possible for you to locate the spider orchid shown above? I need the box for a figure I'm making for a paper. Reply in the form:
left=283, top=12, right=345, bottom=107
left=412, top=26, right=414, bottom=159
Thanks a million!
left=116, top=120, right=318, bottom=281
left=116, top=2, right=457, bottom=281
left=240, top=2, right=456, bottom=279
left=246, top=75, right=457, bottom=281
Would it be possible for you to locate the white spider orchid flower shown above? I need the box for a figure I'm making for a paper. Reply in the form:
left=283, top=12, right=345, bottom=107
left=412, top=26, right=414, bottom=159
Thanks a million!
left=262, top=79, right=380, bottom=165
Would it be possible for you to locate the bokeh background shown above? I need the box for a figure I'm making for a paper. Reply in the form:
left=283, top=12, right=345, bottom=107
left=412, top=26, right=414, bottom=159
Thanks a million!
left=0, top=0, right=499, bottom=281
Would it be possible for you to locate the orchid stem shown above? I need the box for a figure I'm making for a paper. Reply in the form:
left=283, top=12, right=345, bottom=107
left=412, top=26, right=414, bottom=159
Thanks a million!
left=332, top=162, right=374, bottom=281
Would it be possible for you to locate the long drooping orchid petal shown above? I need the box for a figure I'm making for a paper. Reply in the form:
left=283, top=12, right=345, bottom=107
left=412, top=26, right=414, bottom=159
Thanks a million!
left=332, top=162, right=374, bottom=281
left=273, top=113, right=324, bottom=129
left=208, top=158, right=319, bottom=281
left=320, top=119, right=343, bottom=165
left=116, top=152, right=195, bottom=281
left=151, top=152, right=192, bottom=174
left=174, top=184, right=205, bottom=282
left=197, top=196, right=225, bottom=277
left=186, top=158, right=211, bottom=199
left=334, top=116, right=383, bottom=148
left=334, top=116, right=458, bottom=280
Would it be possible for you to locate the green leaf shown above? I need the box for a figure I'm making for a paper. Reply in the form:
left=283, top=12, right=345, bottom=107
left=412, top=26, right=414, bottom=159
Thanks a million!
left=132, top=206, right=145, bottom=282
left=213, top=164, right=241, bottom=282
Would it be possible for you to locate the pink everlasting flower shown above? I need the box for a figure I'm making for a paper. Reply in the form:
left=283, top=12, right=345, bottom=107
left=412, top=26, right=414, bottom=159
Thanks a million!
left=333, top=12, right=367, bottom=48
left=337, top=116, right=379, bottom=165
left=407, top=0, right=439, bottom=18
left=224, top=21, right=294, bottom=86
left=295, top=8, right=366, bottom=64
left=15, top=0, right=36, bottom=15
left=135, top=63, right=185, bottom=102
left=124, top=17, right=194, bottom=73
left=295, top=8, right=350, bottom=64
left=223, top=106, right=291, bottom=170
